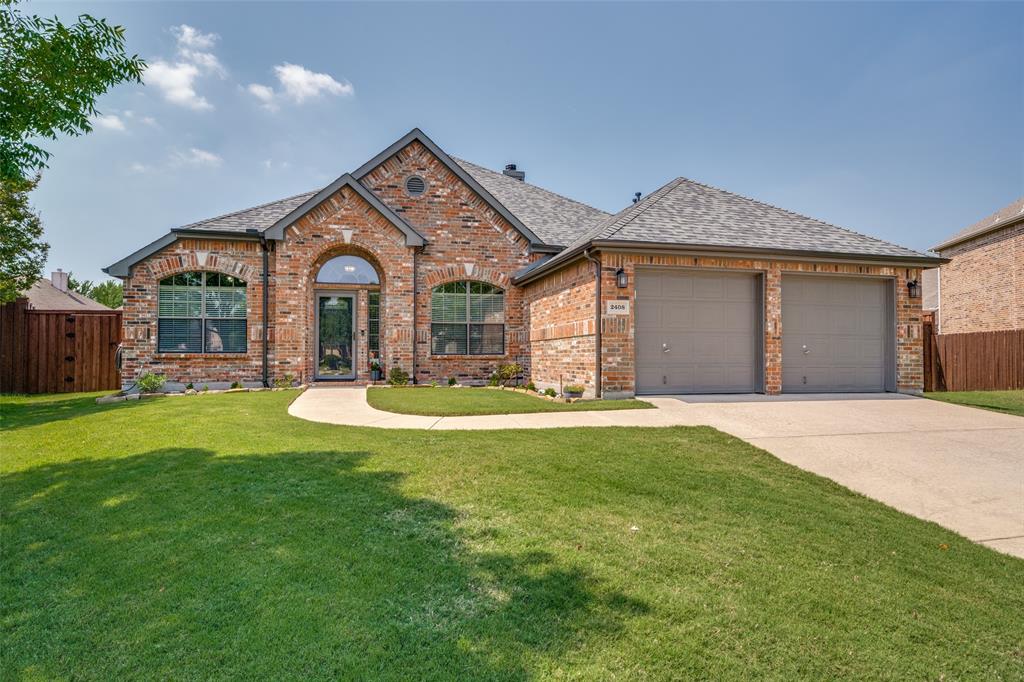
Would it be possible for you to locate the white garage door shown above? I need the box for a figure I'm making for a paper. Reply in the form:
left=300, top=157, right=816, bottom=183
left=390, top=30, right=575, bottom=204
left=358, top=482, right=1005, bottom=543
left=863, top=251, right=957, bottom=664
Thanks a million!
left=782, top=276, right=890, bottom=392
left=635, top=270, right=759, bottom=394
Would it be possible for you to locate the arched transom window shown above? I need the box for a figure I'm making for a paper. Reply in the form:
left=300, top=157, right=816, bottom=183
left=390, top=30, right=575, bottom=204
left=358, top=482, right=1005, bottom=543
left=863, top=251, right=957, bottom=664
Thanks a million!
left=316, top=255, right=380, bottom=285
left=431, top=281, right=504, bottom=355
left=158, top=272, right=247, bottom=353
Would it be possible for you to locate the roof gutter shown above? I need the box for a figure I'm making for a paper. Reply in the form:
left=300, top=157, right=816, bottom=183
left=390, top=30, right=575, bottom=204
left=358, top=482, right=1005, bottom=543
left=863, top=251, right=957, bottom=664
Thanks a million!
left=514, top=240, right=947, bottom=285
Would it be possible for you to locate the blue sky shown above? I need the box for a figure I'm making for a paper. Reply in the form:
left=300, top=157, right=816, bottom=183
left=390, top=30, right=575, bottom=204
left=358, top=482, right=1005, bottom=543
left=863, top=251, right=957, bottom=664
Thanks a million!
left=26, top=1, right=1024, bottom=281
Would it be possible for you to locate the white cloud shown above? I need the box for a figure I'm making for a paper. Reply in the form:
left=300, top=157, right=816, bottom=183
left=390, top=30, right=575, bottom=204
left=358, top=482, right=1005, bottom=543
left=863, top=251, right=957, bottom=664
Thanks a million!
left=274, top=63, right=353, bottom=103
left=92, top=113, right=126, bottom=131
left=247, top=63, right=353, bottom=110
left=247, top=83, right=277, bottom=111
left=175, top=24, right=217, bottom=51
left=128, top=162, right=150, bottom=174
left=145, top=24, right=225, bottom=110
left=172, top=147, right=223, bottom=167
left=146, top=60, right=210, bottom=110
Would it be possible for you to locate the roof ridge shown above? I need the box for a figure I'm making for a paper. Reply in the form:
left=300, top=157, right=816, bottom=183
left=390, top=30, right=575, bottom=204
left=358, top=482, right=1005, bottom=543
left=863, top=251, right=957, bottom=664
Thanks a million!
left=176, top=190, right=319, bottom=231
left=675, top=176, right=923, bottom=256
left=452, top=157, right=610, bottom=217
left=598, top=177, right=688, bottom=240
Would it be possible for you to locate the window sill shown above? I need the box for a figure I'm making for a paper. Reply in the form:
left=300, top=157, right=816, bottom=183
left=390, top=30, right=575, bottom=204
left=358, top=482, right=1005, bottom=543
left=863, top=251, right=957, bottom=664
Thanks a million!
left=155, top=353, right=249, bottom=359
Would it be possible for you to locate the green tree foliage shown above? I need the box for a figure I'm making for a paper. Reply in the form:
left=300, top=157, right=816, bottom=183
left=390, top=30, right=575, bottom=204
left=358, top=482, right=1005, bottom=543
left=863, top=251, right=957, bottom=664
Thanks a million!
left=68, top=272, right=122, bottom=308
left=0, top=0, right=146, bottom=181
left=0, top=174, right=47, bottom=303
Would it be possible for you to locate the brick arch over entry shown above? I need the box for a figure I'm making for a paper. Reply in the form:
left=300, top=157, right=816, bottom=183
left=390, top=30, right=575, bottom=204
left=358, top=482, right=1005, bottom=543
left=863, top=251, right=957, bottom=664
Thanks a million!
left=144, top=251, right=260, bottom=284
left=423, top=264, right=510, bottom=290
left=308, top=242, right=388, bottom=286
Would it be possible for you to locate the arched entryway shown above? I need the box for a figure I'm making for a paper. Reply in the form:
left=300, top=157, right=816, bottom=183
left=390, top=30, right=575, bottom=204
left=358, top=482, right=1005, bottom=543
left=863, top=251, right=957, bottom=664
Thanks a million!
left=313, top=253, right=383, bottom=381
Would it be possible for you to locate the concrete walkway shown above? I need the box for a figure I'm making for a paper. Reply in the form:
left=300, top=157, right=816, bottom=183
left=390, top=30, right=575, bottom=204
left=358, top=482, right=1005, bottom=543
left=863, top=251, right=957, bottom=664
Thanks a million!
left=289, top=387, right=1024, bottom=558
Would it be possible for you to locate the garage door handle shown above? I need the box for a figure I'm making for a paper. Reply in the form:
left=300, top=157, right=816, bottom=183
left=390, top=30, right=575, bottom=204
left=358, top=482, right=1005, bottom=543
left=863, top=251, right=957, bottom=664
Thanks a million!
left=802, top=344, right=811, bottom=355
left=662, top=343, right=670, bottom=353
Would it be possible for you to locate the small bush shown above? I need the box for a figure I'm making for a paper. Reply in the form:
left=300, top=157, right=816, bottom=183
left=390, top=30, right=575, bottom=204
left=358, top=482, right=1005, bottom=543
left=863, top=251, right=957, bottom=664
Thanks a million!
left=544, top=387, right=557, bottom=397
left=136, top=373, right=166, bottom=393
left=388, top=367, right=409, bottom=386
left=448, top=376, right=457, bottom=387
left=430, top=380, right=438, bottom=388
left=230, top=381, right=243, bottom=389
left=495, top=363, right=523, bottom=387
left=273, top=374, right=294, bottom=389
left=201, top=384, right=209, bottom=392
left=525, top=381, right=537, bottom=392
left=185, top=382, right=194, bottom=391
left=564, top=384, right=585, bottom=395
left=487, top=373, right=500, bottom=387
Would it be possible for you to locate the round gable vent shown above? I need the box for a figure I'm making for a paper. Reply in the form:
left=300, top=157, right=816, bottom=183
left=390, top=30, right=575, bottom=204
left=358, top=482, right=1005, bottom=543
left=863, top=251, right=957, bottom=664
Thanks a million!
left=405, top=175, right=427, bottom=197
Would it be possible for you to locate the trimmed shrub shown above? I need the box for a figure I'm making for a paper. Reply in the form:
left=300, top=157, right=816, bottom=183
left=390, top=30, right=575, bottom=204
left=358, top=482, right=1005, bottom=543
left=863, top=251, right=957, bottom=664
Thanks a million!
left=388, top=367, right=409, bottom=386
left=448, top=376, right=457, bottom=387
left=544, top=388, right=557, bottom=398
left=136, top=373, right=166, bottom=393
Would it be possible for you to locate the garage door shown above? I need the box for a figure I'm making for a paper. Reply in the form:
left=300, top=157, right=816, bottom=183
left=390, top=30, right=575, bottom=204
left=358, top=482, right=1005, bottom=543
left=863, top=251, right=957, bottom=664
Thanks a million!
left=782, top=276, right=890, bottom=392
left=636, top=270, right=759, bottom=394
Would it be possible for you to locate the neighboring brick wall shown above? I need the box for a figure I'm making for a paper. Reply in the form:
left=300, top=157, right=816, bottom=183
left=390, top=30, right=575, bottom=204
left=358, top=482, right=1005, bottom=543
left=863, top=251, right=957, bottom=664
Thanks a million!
left=937, top=222, right=1024, bottom=333
left=522, top=260, right=597, bottom=394
left=525, top=252, right=924, bottom=397
left=359, top=140, right=533, bottom=384
left=120, top=238, right=266, bottom=389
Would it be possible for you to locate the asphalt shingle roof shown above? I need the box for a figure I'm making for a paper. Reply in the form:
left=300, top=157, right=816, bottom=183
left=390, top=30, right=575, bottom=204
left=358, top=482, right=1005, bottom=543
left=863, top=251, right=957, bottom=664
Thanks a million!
left=451, top=159, right=609, bottom=246
left=175, top=191, right=318, bottom=234
left=24, top=279, right=111, bottom=311
left=932, top=197, right=1024, bottom=252
left=578, top=176, right=930, bottom=258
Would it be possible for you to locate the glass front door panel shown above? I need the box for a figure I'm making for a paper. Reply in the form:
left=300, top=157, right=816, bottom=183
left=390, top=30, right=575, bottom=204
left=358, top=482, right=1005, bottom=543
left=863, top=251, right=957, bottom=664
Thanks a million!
left=317, top=295, right=354, bottom=379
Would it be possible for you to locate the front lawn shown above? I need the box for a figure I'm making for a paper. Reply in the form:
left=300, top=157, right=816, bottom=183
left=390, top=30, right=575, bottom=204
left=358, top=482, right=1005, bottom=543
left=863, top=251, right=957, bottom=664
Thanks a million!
left=925, top=389, right=1024, bottom=417
left=2, top=392, right=1022, bottom=679
left=367, top=386, right=653, bottom=416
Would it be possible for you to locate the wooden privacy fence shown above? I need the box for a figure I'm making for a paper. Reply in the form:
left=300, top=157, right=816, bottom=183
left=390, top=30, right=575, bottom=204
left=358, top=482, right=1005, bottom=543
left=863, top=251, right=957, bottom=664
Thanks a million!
left=1, top=297, right=122, bottom=394
left=923, top=315, right=1024, bottom=392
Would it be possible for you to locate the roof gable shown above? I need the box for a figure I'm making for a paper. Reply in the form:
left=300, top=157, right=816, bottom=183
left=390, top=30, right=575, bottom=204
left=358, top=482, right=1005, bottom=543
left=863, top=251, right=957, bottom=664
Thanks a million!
left=350, top=128, right=546, bottom=247
left=263, top=173, right=425, bottom=245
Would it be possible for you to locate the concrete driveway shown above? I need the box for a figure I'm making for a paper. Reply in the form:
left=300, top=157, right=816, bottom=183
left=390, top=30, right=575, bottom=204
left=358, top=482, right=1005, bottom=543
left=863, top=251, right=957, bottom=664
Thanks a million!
left=655, top=394, right=1024, bottom=558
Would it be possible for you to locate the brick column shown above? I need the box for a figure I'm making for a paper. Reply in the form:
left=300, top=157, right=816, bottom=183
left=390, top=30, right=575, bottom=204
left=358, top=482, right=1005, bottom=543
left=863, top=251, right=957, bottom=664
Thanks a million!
left=763, top=265, right=783, bottom=394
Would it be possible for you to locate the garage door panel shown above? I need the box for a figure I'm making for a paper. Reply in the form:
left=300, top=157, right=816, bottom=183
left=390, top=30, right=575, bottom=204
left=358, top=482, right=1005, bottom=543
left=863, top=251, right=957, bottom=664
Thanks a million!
left=636, top=270, right=759, bottom=394
left=782, top=276, right=888, bottom=393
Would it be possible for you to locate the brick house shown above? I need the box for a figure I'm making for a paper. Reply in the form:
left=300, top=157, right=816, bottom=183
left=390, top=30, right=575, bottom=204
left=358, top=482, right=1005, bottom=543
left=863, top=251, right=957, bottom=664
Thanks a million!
left=105, top=128, right=941, bottom=396
left=926, top=197, right=1024, bottom=334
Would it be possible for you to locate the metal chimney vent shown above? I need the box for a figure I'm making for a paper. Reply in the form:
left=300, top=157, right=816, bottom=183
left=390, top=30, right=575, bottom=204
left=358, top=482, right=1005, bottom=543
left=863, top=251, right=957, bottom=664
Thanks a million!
left=503, top=164, right=525, bottom=182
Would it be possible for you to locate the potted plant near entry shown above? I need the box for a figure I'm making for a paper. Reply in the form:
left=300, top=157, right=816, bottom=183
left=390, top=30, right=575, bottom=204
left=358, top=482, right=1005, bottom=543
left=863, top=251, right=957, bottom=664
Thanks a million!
left=563, top=384, right=585, bottom=399
left=369, top=356, right=382, bottom=382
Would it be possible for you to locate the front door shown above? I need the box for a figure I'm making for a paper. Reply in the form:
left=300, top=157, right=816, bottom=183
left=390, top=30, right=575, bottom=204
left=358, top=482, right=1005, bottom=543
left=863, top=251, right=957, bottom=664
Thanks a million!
left=316, top=293, right=355, bottom=380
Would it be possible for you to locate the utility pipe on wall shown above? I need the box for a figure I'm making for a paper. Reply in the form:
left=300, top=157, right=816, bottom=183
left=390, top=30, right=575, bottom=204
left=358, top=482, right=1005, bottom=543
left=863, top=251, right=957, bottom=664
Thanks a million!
left=583, top=248, right=602, bottom=399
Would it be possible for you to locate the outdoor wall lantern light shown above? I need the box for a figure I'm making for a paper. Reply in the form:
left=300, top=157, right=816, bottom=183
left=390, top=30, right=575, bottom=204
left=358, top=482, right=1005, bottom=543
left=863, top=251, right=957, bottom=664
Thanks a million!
left=907, top=279, right=921, bottom=299
left=615, top=267, right=628, bottom=289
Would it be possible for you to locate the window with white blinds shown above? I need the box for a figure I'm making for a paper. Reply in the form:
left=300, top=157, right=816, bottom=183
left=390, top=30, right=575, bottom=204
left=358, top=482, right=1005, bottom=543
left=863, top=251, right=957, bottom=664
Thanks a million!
left=430, top=281, right=504, bottom=355
left=158, top=272, right=247, bottom=353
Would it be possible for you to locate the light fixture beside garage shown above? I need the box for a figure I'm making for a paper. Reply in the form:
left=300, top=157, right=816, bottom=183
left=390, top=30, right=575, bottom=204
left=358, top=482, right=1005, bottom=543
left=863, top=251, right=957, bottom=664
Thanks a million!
left=906, top=279, right=921, bottom=299
left=615, top=267, right=628, bottom=288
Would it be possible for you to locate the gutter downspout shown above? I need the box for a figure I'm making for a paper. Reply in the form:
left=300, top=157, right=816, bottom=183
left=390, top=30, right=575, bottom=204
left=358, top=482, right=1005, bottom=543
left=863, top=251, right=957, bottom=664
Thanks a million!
left=583, top=248, right=602, bottom=399
left=259, top=234, right=270, bottom=388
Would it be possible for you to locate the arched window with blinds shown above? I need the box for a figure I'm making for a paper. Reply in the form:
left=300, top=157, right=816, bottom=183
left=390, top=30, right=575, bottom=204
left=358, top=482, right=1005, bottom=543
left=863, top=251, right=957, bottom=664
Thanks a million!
left=430, top=281, right=504, bottom=355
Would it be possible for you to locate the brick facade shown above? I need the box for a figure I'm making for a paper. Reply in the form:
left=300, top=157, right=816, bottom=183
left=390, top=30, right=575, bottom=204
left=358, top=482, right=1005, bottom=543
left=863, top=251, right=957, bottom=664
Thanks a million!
left=937, top=221, right=1024, bottom=334
left=524, top=251, right=924, bottom=397
left=118, top=137, right=928, bottom=396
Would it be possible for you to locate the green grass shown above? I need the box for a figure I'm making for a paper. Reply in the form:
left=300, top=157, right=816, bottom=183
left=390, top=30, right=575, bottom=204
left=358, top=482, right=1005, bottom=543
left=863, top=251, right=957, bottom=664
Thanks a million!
left=925, top=389, right=1024, bottom=417
left=367, top=386, right=653, bottom=416
left=2, top=391, right=1022, bottom=680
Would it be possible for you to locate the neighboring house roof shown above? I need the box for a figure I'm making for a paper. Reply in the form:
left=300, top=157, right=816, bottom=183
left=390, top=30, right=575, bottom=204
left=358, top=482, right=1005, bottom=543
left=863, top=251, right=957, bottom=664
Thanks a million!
left=452, top=158, right=609, bottom=247
left=23, top=278, right=111, bottom=311
left=932, top=197, right=1024, bottom=252
left=516, top=177, right=942, bottom=282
